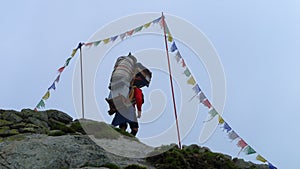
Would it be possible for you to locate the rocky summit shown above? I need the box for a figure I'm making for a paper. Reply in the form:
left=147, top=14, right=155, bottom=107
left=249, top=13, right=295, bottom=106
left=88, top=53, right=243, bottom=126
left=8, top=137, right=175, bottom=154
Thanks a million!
left=0, top=109, right=269, bottom=169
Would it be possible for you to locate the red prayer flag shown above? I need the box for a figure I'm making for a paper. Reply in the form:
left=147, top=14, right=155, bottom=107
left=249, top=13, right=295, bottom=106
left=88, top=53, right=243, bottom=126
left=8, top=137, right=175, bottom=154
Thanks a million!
left=58, top=66, right=65, bottom=73
left=126, top=30, right=134, bottom=36
left=202, top=99, right=212, bottom=108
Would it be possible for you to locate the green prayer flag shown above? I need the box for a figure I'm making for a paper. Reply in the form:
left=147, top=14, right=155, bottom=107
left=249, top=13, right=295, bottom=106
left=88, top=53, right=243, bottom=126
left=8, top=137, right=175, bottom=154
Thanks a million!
left=36, top=100, right=45, bottom=109
left=244, top=146, right=256, bottom=155
left=65, top=57, right=72, bottom=66
left=134, top=26, right=143, bottom=33
left=184, top=68, right=191, bottom=77
left=93, top=40, right=101, bottom=46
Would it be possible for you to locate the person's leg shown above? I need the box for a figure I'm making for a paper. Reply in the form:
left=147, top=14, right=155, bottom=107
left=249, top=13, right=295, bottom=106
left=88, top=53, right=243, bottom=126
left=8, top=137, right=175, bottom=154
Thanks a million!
left=119, top=123, right=128, bottom=131
left=129, top=122, right=139, bottom=136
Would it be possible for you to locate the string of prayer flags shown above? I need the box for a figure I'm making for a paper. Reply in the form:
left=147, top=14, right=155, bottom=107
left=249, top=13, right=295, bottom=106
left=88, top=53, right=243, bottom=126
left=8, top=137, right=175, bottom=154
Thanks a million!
left=34, top=43, right=82, bottom=111
left=83, top=16, right=162, bottom=49
left=165, top=16, right=276, bottom=168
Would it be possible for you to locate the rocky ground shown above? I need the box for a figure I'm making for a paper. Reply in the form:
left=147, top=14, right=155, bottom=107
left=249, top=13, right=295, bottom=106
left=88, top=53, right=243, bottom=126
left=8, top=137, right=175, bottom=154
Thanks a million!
left=0, top=109, right=269, bottom=169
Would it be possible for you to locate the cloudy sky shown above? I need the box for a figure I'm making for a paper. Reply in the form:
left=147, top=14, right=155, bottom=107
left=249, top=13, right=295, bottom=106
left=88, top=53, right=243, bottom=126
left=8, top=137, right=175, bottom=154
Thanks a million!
left=1, top=1, right=300, bottom=168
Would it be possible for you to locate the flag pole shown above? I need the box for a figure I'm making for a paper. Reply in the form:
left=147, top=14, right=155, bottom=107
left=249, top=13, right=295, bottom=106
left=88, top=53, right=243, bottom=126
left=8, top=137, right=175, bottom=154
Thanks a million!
left=79, top=42, right=85, bottom=119
left=161, top=12, right=182, bottom=149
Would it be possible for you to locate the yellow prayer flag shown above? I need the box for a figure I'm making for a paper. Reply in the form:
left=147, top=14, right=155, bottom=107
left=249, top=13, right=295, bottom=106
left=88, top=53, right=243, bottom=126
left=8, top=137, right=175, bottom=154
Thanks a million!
left=103, top=38, right=110, bottom=44
left=256, top=155, right=267, bottom=163
left=187, top=76, right=196, bottom=85
left=168, top=34, right=173, bottom=42
left=218, top=115, right=225, bottom=124
left=42, top=91, right=50, bottom=100
left=71, top=49, right=77, bottom=57
left=144, top=22, right=151, bottom=28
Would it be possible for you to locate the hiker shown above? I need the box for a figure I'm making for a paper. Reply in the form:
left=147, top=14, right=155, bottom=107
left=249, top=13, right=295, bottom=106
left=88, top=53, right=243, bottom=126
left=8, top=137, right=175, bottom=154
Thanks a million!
left=110, top=62, right=152, bottom=136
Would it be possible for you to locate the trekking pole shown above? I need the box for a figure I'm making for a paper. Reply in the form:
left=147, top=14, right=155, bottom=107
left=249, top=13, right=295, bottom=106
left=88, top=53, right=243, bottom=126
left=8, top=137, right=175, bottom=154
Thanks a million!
left=161, top=12, right=182, bottom=149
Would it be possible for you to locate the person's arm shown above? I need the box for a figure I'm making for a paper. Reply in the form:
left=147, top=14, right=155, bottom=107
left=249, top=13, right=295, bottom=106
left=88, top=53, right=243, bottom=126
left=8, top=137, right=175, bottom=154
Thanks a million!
left=134, top=88, right=143, bottom=118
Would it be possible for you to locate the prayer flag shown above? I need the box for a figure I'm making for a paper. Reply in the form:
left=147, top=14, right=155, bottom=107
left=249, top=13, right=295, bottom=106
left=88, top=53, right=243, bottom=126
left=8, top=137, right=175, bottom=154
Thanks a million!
left=126, top=30, right=134, bottom=36
left=58, top=66, right=65, bottom=73
left=208, top=108, right=218, bottom=118
left=93, top=40, right=101, bottom=46
left=144, top=22, right=151, bottom=28
left=228, top=131, right=239, bottom=141
left=175, top=52, right=182, bottom=62
left=237, top=139, right=248, bottom=155
left=103, top=38, right=110, bottom=44
left=223, top=122, right=232, bottom=133
left=110, top=36, right=118, bottom=42
left=36, top=100, right=45, bottom=109
left=198, top=92, right=207, bottom=103
left=181, top=59, right=186, bottom=67
left=204, top=108, right=218, bottom=122
left=55, top=75, right=60, bottom=83
left=184, top=68, right=191, bottom=77
left=202, top=99, right=212, bottom=108
left=42, top=91, right=50, bottom=100
left=192, top=84, right=201, bottom=94
left=65, top=57, right=72, bottom=67
left=243, top=145, right=256, bottom=155
left=170, top=42, right=178, bottom=52
left=218, top=115, right=225, bottom=124
left=152, top=17, right=161, bottom=24
left=187, top=76, right=196, bottom=85
left=168, top=34, right=173, bottom=42
left=119, top=33, right=126, bottom=40
left=84, top=42, right=93, bottom=47
left=237, top=139, right=248, bottom=149
left=71, top=49, right=77, bottom=57
left=48, top=82, right=56, bottom=90
left=134, top=26, right=143, bottom=33
left=256, top=155, right=267, bottom=163
left=268, top=163, right=276, bottom=169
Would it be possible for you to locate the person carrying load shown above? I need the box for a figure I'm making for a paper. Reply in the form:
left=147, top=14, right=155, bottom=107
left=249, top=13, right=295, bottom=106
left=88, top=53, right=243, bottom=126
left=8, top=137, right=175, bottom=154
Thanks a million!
left=106, top=53, right=152, bottom=136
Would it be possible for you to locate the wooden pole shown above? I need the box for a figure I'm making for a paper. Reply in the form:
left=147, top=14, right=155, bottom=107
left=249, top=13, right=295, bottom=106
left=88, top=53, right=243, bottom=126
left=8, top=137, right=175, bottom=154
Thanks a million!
left=161, top=12, right=182, bottom=149
left=79, top=43, right=85, bottom=119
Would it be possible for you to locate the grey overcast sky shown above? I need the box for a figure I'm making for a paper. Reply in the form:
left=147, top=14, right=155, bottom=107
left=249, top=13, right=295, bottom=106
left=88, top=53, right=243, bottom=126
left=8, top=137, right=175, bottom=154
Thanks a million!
left=1, top=1, right=300, bottom=168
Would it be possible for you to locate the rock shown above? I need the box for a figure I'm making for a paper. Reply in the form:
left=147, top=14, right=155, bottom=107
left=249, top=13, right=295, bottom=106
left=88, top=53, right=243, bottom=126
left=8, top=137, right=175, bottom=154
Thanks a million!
left=0, top=110, right=23, bottom=123
left=0, top=119, right=13, bottom=127
left=0, top=126, right=19, bottom=137
left=0, top=134, right=150, bottom=169
left=46, top=109, right=73, bottom=124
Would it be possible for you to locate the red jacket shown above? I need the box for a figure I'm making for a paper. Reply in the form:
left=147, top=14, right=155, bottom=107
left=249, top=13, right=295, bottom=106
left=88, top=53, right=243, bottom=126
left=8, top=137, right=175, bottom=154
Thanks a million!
left=134, top=87, right=143, bottom=111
